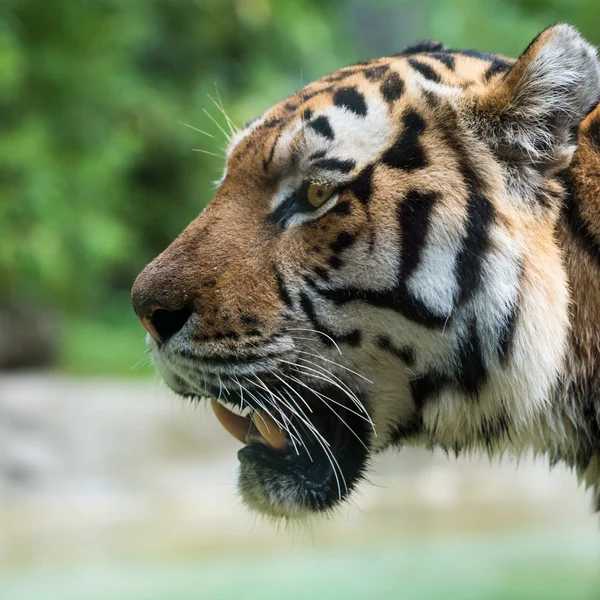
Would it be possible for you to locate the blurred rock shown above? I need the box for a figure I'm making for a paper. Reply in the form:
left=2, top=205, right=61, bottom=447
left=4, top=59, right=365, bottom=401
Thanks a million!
left=0, top=306, right=61, bottom=370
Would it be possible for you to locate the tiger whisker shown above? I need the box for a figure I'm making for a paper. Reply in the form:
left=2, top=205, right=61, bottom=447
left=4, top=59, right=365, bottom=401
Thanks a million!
left=192, top=148, right=224, bottom=158
left=282, top=366, right=373, bottom=427
left=252, top=374, right=305, bottom=451
left=202, top=107, right=231, bottom=142
left=284, top=328, right=343, bottom=355
left=178, top=121, right=217, bottom=139
left=281, top=371, right=370, bottom=451
left=277, top=358, right=375, bottom=431
left=269, top=373, right=347, bottom=497
left=292, top=347, right=373, bottom=384
left=208, top=90, right=239, bottom=136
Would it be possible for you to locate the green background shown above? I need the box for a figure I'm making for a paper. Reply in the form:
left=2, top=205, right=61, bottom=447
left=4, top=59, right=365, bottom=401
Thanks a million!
left=2, top=2, right=600, bottom=598
left=4, top=0, right=600, bottom=375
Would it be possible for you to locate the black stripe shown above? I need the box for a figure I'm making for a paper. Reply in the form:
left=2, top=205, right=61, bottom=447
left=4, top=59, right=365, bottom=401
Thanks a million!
left=484, top=59, right=512, bottom=81
left=274, top=269, right=292, bottom=307
left=308, top=115, right=334, bottom=140
left=333, top=87, right=368, bottom=117
left=308, top=279, right=449, bottom=330
left=364, top=65, right=389, bottom=81
left=408, top=58, right=441, bottom=83
left=455, top=188, right=496, bottom=306
left=395, top=40, right=445, bottom=56
left=313, top=157, right=356, bottom=173
left=380, top=72, right=404, bottom=103
left=430, top=52, right=455, bottom=70
left=262, top=133, right=281, bottom=173
left=329, top=231, right=356, bottom=254
left=437, top=112, right=496, bottom=305
left=298, top=291, right=361, bottom=347
left=398, top=190, right=438, bottom=280
left=390, top=414, right=423, bottom=444
left=382, top=110, right=428, bottom=171
left=346, top=164, right=374, bottom=205
left=328, top=231, right=357, bottom=270
left=446, top=48, right=512, bottom=63
left=410, top=371, right=450, bottom=410
left=455, top=318, right=487, bottom=396
left=304, top=190, right=450, bottom=329
left=240, top=314, right=263, bottom=327
left=561, top=173, right=600, bottom=269
left=329, top=199, right=352, bottom=216
left=376, top=335, right=415, bottom=365
left=497, top=261, right=522, bottom=364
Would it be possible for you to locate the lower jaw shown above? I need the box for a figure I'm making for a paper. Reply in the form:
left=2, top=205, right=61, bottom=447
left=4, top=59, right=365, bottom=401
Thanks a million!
left=236, top=436, right=370, bottom=518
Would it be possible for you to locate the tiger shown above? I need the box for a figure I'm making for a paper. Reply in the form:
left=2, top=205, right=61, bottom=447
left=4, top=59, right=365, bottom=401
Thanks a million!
left=131, top=23, right=600, bottom=519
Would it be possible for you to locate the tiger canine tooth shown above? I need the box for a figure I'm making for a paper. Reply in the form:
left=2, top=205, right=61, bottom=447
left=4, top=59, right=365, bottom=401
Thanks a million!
left=252, top=409, right=288, bottom=451
left=211, top=399, right=251, bottom=445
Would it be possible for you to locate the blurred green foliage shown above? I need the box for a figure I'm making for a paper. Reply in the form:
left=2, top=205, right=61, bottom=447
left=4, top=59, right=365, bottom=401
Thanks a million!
left=2, top=0, right=600, bottom=373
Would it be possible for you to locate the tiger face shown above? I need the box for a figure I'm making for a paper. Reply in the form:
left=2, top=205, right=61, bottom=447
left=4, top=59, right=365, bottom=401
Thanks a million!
left=132, top=24, right=600, bottom=518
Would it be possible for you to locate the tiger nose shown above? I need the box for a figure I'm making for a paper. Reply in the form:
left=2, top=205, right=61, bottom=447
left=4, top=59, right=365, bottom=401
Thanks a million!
left=131, top=271, right=194, bottom=344
left=134, top=302, right=193, bottom=344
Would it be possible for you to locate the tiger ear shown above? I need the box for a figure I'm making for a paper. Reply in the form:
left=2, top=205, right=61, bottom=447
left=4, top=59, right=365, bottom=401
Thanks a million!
left=475, top=24, right=600, bottom=174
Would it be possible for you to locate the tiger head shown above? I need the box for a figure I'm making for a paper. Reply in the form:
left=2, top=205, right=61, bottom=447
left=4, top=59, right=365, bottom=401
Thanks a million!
left=132, top=24, right=600, bottom=518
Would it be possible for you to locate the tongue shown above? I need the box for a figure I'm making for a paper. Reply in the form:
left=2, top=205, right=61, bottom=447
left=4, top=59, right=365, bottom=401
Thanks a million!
left=211, top=400, right=287, bottom=451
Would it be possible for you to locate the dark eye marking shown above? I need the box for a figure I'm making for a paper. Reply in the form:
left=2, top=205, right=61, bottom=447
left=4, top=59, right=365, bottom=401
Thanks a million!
left=381, top=110, right=428, bottom=171
left=269, top=181, right=339, bottom=227
left=308, top=115, right=335, bottom=140
left=333, top=87, right=368, bottom=117
left=346, top=164, right=374, bottom=205
left=408, top=58, right=441, bottom=83
left=329, top=199, right=352, bottom=215
left=380, top=72, right=405, bottom=103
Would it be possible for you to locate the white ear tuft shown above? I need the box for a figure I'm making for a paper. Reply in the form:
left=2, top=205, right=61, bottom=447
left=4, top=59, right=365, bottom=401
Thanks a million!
left=475, top=24, right=600, bottom=173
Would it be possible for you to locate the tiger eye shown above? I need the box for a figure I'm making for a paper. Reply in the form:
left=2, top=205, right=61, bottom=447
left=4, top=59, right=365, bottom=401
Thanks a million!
left=306, top=183, right=334, bottom=208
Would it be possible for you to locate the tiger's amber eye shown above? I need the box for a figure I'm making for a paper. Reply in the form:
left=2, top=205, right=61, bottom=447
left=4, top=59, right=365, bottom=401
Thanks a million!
left=306, top=183, right=334, bottom=208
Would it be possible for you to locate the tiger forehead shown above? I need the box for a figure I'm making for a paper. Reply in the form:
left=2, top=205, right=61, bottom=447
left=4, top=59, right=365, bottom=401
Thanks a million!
left=227, top=49, right=514, bottom=166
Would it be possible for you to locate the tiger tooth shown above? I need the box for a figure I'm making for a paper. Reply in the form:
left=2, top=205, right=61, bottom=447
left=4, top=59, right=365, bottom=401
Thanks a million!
left=211, top=399, right=251, bottom=445
left=252, top=409, right=288, bottom=451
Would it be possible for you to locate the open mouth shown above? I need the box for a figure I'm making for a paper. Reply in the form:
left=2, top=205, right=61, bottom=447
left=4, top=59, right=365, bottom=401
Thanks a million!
left=208, top=381, right=372, bottom=519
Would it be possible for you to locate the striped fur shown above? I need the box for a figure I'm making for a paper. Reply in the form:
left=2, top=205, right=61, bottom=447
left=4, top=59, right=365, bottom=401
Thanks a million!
left=132, top=24, right=600, bottom=517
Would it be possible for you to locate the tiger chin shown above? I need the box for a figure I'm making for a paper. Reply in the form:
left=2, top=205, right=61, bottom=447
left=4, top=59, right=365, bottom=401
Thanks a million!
left=132, top=23, right=600, bottom=519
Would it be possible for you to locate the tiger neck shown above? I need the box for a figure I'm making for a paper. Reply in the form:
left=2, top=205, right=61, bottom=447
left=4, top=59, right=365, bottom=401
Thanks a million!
left=552, top=111, right=600, bottom=488
left=561, top=115, right=600, bottom=378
